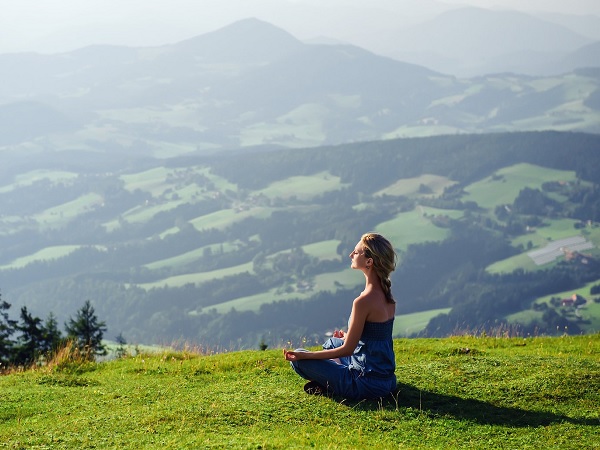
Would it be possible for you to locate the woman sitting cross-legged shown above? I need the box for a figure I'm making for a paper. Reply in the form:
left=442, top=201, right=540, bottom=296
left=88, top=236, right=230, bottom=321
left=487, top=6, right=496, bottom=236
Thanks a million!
left=283, top=232, right=397, bottom=400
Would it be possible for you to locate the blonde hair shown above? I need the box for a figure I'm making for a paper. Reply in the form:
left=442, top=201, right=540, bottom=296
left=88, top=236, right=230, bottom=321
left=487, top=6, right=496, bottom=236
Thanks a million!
left=361, top=232, right=397, bottom=304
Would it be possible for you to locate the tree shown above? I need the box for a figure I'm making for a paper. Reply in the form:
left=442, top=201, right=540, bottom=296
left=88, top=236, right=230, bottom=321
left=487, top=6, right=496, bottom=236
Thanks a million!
left=114, top=332, right=128, bottom=359
left=13, top=306, right=45, bottom=365
left=40, top=312, right=63, bottom=354
left=65, top=300, right=107, bottom=360
left=0, top=293, right=17, bottom=365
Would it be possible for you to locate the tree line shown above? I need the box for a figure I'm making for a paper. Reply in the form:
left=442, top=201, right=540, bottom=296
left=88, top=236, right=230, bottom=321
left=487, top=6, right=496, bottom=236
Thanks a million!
left=0, top=295, right=107, bottom=368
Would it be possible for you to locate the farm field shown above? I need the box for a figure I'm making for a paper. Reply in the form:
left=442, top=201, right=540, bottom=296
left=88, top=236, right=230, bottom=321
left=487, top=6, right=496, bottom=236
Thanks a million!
left=506, top=279, right=600, bottom=334
left=463, top=163, right=580, bottom=210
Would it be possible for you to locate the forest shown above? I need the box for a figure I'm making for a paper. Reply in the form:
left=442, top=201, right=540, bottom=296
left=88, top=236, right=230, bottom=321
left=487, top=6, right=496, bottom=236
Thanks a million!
left=1, top=131, right=600, bottom=349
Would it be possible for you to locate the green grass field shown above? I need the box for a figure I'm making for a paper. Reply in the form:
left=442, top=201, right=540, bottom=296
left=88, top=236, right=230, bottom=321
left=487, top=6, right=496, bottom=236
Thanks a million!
left=137, top=262, right=255, bottom=290
left=506, top=280, right=600, bottom=334
left=375, top=208, right=455, bottom=252
left=0, top=169, right=78, bottom=194
left=375, top=174, right=457, bottom=198
left=463, top=163, right=580, bottom=210
left=34, top=193, right=104, bottom=229
left=256, top=172, right=346, bottom=201
left=144, top=242, right=240, bottom=271
left=393, top=308, right=452, bottom=337
left=488, top=222, right=600, bottom=275
left=1, top=335, right=597, bottom=449
left=0, top=245, right=96, bottom=270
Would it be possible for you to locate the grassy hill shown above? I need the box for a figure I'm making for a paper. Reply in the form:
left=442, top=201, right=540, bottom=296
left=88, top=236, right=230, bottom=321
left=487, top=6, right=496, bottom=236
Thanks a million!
left=1, top=335, right=598, bottom=449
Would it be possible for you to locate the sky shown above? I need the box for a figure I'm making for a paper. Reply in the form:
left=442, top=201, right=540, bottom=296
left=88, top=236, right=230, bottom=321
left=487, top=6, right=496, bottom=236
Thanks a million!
left=1, top=0, right=599, bottom=55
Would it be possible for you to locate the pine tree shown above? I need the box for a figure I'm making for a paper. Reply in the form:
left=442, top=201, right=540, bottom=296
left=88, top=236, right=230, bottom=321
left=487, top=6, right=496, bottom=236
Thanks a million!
left=114, top=332, right=128, bottom=359
left=13, top=306, right=45, bottom=365
left=40, top=312, right=63, bottom=354
left=0, top=293, right=17, bottom=366
left=65, top=300, right=107, bottom=360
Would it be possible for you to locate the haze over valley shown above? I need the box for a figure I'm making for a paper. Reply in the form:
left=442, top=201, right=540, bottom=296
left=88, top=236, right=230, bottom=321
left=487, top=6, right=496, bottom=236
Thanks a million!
left=1, top=1, right=599, bottom=349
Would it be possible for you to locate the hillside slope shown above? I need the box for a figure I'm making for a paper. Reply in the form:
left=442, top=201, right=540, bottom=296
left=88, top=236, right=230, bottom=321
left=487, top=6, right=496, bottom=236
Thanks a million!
left=1, top=335, right=598, bottom=449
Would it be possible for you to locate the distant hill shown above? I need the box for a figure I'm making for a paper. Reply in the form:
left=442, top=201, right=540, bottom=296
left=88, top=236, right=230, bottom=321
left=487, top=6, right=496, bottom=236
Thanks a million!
left=0, top=101, right=79, bottom=145
left=0, top=18, right=598, bottom=156
left=375, top=7, right=595, bottom=76
left=560, top=41, right=600, bottom=72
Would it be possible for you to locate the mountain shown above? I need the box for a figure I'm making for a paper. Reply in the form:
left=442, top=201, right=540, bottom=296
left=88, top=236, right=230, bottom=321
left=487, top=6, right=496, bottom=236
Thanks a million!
left=0, top=101, right=79, bottom=145
left=539, top=12, right=600, bottom=41
left=172, top=17, right=305, bottom=63
left=559, top=41, right=600, bottom=72
left=0, top=17, right=599, bottom=156
left=374, top=7, right=595, bottom=76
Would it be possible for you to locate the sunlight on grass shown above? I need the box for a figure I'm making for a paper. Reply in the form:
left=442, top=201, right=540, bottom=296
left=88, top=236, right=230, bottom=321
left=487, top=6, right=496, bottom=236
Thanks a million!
left=1, top=336, right=597, bottom=449
left=257, top=172, right=346, bottom=201
left=463, top=163, right=579, bottom=210
left=0, top=169, right=78, bottom=193
left=189, top=206, right=276, bottom=231
left=240, top=104, right=328, bottom=147
left=301, top=239, right=341, bottom=260
left=0, top=245, right=96, bottom=270
left=375, top=174, right=457, bottom=198
left=137, top=262, right=254, bottom=290
left=33, top=193, right=104, bottom=228
left=208, top=267, right=360, bottom=314
left=506, top=279, right=600, bottom=334
left=486, top=253, right=540, bottom=274
left=144, top=242, right=238, bottom=270
left=393, top=308, right=452, bottom=337
left=376, top=208, right=452, bottom=252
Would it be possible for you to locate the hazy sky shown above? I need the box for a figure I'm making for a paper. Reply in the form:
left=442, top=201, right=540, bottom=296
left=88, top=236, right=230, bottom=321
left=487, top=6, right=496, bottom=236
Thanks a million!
left=1, top=0, right=599, bottom=54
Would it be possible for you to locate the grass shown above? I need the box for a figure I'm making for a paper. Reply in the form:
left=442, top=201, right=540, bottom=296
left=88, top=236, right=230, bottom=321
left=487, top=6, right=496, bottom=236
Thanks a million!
left=463, top=163, right=579, bottom=210
left=0, top=169, right=78, bottom=193
left=137, top=262, right=254, bottom=290
left=256, top=172, right=346, bottom=201
left=0, top=245, right=82, bottom=270
left=375, top=208, right=453, bottom=252
left=506, top=280, right=600, bottom=334
left=487, top=221, right=600, bottom=274
left=374, top=174, right=457, bottom=198
left=393, top=308, right=452, bottom=337
left=1, top=335, right=598, bottom=449
left=34, top=193, right=105, bottom=229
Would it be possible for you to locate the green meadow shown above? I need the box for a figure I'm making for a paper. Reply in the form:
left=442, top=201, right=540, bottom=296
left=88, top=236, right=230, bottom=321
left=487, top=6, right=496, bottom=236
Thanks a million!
left=463, top=163, right=580, bottom=210
left=0, top=245, right=97, bottom=270
left=256, top=172, right=346, bottom=201
left=375, top=174, right=456, bottom=198
left=375, top=208, right=458, bottom=252
left=1, top=335, right=597, bottom=449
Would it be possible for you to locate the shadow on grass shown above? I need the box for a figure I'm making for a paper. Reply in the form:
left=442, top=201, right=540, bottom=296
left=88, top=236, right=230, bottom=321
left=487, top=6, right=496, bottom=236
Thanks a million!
left=339, top=382, right=599, bottom=428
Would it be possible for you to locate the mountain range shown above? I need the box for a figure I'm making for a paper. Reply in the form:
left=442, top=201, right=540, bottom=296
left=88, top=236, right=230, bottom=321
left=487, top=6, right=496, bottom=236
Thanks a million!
left=0, top=17, right=599, bottom=156
left=362, top=7, right=599, bottom=76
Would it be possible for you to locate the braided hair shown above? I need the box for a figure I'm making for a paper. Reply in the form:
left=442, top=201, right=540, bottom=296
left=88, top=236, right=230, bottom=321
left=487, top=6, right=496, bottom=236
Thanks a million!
left=361, top=232, right=397, bottom=304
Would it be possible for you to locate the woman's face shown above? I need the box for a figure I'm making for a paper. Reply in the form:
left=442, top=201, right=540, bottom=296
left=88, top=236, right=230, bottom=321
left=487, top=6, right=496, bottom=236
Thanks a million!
left=349, top=241, right=367, bottom=269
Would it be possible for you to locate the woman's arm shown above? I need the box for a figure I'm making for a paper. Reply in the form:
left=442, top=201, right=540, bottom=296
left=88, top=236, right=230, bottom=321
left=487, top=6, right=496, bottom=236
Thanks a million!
left=284, top=296, right=369, bottom=361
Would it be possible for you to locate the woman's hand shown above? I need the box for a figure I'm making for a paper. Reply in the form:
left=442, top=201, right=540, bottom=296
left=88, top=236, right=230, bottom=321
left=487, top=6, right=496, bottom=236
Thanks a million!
left=283, top=349, right=306, bottom=361
left=333, top=329, right=346, bottom=339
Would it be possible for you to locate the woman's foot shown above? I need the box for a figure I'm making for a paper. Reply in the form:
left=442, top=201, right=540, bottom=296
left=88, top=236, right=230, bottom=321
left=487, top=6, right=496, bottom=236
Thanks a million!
left=304, top=381, right=326, bottom=396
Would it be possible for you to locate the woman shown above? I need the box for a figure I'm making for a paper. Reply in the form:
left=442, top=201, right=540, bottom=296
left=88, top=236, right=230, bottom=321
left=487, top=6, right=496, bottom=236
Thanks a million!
left=283, top=232, right=397, bottom=399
